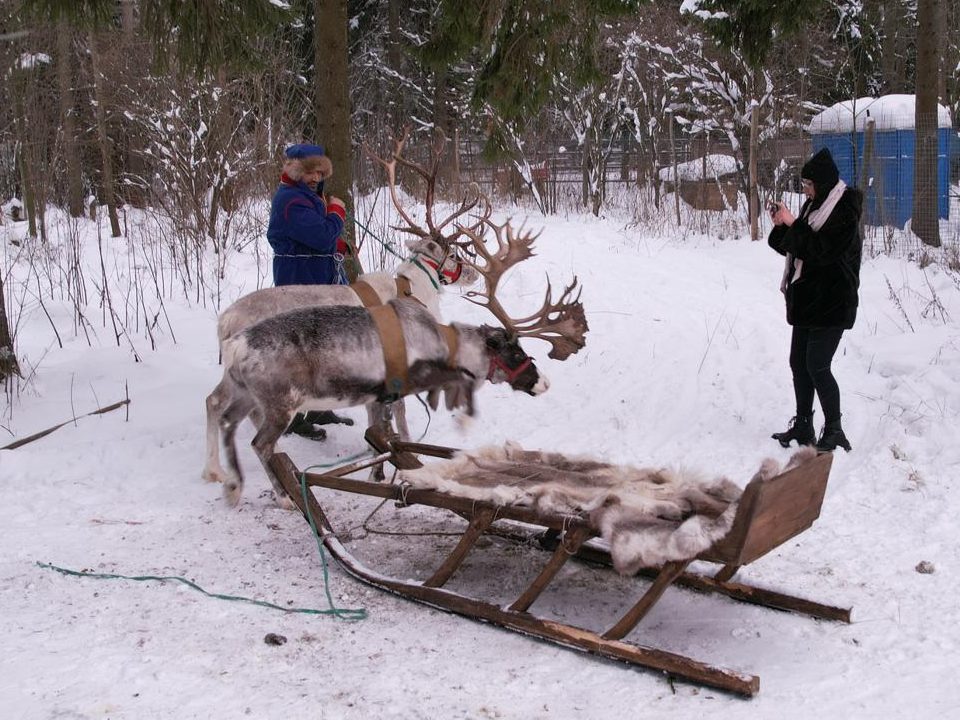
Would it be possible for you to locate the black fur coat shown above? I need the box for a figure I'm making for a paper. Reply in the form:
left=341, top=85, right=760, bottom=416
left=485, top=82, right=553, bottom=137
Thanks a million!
left=768, top=188, right=863, bottom=329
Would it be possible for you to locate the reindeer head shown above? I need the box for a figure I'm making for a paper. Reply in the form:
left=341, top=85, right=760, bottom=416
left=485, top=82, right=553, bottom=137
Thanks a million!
left=404, top=236, right=479, bottom=287
left=455, top=219, right=589, bottom=361
left=481, top=327, right=550, bottom=395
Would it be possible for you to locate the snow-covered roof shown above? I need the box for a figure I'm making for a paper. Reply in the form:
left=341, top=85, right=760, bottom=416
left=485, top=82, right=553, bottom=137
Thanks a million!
left=807, top=95, right=952, bottom=133
left=659, top=153, right=738, bottom=182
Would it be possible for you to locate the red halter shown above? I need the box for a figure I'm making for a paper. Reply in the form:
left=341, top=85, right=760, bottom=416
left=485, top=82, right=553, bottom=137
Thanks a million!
left=486, top=354, right=532, bottom=383
left=420, top=257, right=463, bottom=285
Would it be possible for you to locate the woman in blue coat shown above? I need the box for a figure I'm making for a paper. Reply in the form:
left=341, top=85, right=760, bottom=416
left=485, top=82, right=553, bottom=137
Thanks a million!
left=267, top=143, right=348, bottom=286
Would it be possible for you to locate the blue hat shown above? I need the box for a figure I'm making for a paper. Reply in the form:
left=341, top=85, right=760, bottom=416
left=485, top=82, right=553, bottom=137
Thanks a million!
left=285, top=143, right=325, bottom=159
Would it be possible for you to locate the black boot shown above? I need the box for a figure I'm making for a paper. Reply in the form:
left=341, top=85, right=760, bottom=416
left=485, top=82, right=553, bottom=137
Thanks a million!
left=284, top=413, right=327, bottom=441
left=816, top=419, right=852, bottom=453
left=771, top=413, right=815, bottom=448
left=303, top=410, right=354, bottom=427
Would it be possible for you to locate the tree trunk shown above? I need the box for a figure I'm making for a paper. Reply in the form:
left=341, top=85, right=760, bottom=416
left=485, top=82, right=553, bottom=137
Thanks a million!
left=12, top=70, right=38, bottom=239
left=881, top=0, right=907, bottom=94
left=315, top=0, right=361, bottom=278
left=433, top=68, right=454, bottom=190
left=119, top=0, right=148, bottom=209
left=749, top=101, right=760, bottom=242
left=89, top=32, right=123, bottom=238
left=669, top=112, right=679, bottom=225
left=0, top=266, right=20, bottom=383
left=387, top=0, right=402, bottom=127
left=912, top=0, right=941, bottom=248
left=620, top=129, right=631, bottom=182
left=937, top=0, right=948, bottom=100
left=57, top=22, right=84, bottom=218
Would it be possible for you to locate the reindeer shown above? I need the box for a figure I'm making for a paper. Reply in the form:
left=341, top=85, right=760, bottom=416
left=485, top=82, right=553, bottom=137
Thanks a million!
left=209, top=220, right=588, bottom=509
left=202, top=128, right=484, bottom=484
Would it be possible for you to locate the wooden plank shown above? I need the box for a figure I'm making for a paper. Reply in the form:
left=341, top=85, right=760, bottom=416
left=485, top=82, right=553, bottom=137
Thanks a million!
left=393, top=439, right=459, bottom=459
left=654, top=571, right=852, bottom=624
left=713, top=565, right=740, bottom=583
left=709, top=452, right=833, bottom=565
left=602, top=560, right=691, bottom=641
left=424, top=508, right=497, bottom=588
left=509, top=527, right=593, bottom=612
left=536, top=532, right=851, bottom=623
left=734, top=453, right=833, bottom=565
left=363, top=426, right=423, bottom=469
left=325, top=451, right=394, bottom=478
left=297, top=470, right=594, bottom=535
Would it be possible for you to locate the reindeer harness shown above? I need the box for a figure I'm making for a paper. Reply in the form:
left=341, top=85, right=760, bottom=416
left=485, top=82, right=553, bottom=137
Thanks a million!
left=348, top=249, right=453, bottom=308
left=366, top=305, right=460, bottom=403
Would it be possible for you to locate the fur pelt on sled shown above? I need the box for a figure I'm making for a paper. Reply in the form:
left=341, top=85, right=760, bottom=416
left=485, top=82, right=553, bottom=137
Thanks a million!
left=399, top=443, right=818, bottom=574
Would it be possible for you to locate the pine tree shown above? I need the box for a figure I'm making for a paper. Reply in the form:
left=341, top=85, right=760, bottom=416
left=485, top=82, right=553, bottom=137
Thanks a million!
left=421, top=0, right=646, bottom=157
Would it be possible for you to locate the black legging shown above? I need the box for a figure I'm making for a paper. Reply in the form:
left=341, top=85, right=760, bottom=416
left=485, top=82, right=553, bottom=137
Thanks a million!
left=789, top=326, right=845, bottom=423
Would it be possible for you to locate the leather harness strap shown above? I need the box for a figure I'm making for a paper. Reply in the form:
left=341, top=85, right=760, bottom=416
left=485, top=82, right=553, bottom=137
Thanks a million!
left=351, top=276, right=428, bottom=310
left=438, top=325, right=458, bottom=368
left=395, top=275, right=427, bottom=308
left=349, top=279, right=383, bottom=308
left=369, top=305, right=409, bottom=399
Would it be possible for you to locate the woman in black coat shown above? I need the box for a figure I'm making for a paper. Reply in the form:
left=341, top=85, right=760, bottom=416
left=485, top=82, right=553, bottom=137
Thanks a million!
left=768, top=148, right=862, bottom=452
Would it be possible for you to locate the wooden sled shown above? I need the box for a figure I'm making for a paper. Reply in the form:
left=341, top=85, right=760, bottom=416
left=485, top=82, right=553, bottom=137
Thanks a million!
left=268, top=429, right=851, bottom=698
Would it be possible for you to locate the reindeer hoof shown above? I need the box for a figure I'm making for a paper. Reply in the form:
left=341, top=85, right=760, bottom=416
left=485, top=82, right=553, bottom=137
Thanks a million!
left=223, top=480, right=242, bottom=507
left=274, top=493, right=296, bottom=511
left=201, top=467, right=225, bottom=484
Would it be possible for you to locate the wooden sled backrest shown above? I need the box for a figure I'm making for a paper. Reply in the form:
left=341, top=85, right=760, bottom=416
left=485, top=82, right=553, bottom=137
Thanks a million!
left=707, top=452, right=834, bottom=567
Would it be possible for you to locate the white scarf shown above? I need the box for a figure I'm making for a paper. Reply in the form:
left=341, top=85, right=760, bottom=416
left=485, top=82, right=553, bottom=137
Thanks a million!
left=780, top=179, right=847, bottom=292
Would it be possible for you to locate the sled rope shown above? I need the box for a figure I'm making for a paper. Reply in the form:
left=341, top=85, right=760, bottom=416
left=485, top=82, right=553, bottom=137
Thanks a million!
left=35, top=561, right=364, bottom=619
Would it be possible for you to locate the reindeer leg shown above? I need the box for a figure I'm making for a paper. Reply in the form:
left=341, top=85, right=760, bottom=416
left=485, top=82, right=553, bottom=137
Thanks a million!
left=251, top=410, right=298, bottom=511
left=366, top=401, right=395, bottom=482
left=393, top=398, right=410, bottom=441
left=201, top=382, right=230, bottom=483
left=221, top=397, right=255, bottom=507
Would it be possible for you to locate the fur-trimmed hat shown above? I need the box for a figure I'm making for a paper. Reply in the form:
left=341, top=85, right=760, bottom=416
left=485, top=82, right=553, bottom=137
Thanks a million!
left=283, top=143, right=332, bottom=181
left=801, top=148, right=839, bottom=195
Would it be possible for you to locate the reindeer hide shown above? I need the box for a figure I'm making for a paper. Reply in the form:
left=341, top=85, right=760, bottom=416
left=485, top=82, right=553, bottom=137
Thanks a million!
left=399, top=443, right=818, bottom=573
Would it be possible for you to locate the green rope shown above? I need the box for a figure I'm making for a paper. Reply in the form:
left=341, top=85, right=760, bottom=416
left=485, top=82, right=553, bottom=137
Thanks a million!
left=35, top=561, right=363, bottom=619
left=34, top=453, right=380, bottom=622
left=346, top=209, right=404, bottom=260
left=297, top=463, right=368, bottom=622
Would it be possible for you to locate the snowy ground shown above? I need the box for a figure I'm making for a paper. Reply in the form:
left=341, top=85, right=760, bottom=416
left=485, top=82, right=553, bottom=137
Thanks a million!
left=2, top=203, right=959, bottom=719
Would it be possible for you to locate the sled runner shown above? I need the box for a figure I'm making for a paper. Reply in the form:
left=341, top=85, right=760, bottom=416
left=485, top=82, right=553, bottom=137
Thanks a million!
left=268, top=429, right=851, bottom=698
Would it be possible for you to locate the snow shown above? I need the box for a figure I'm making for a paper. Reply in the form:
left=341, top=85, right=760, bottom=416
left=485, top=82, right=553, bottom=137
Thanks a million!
left=807, top=95, right=953, bottom=133
left=659, top=153, right=738, bottom=181
left=2, top=203, right=960, bottom=718
left=19, top=52, right=51, bottom=69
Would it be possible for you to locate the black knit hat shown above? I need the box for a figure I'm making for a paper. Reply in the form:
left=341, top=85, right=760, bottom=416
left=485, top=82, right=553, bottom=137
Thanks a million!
left=801, top=148, right=839, bottom=195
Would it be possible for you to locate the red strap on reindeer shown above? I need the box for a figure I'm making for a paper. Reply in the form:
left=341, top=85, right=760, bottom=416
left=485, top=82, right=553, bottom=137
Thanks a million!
left=420, top=257, right=463, bottom=285
left=486, top=355, right=532, bottom=383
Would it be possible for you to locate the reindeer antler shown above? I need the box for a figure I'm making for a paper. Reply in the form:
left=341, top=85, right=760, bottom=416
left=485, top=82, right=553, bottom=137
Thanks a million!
left=457, top=219, right=588, bottom=360
left=363, top=126, right=481, bottom=248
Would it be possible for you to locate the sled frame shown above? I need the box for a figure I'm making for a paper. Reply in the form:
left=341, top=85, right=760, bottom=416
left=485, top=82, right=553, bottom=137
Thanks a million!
left=268, top=429, right=850, bottom=698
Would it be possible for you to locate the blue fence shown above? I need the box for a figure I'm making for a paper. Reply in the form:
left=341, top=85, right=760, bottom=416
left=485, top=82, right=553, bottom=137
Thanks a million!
left=812, top=129, right=952, bottom=228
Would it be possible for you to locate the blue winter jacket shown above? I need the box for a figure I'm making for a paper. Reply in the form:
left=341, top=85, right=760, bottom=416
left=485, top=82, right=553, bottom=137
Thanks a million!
left=267, top=178, right=347, bottom=286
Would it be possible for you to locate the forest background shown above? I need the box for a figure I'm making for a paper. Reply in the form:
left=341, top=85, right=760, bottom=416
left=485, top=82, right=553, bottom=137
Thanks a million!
left=1, top=0, right=958, bottom=388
